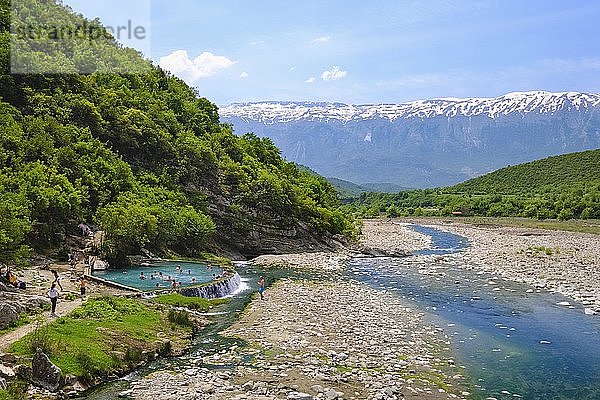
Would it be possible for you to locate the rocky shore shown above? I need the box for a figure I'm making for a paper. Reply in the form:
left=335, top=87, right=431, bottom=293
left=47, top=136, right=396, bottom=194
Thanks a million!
left=249, top=220, right=431, bottom=271
left=129, top=279, right=469, bottom=400
left=357, top=220, right=431, bottom=256
left=128, top=221, right=470, bottom=399
left=413, top=220, right=600, bottom=314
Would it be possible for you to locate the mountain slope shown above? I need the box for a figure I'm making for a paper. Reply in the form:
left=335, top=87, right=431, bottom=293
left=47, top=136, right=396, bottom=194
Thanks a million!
left=0, top=0, right=353, bottom=264
left=345, top=150, right=600, bottom=220
left=221, top=92, right=600, bottom=188
left=448, top=149, right=600, bottom=195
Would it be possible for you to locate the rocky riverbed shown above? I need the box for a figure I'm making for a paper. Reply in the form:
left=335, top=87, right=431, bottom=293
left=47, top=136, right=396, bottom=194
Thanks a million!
left=358, top=220, right=431, bottom=255
left=413, top=220, right=600, bottom=314
left=129, top=279, right=470, bottom=400
left=249, top=220, right=431, bottom=271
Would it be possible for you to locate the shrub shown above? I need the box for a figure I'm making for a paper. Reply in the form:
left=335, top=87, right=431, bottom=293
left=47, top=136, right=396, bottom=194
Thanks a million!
left=75, top=352, right=99, bottom=380
left=124, top=347, right=143, bottom=366
left=167, top=309, right=193, bottom=328
left=27, top=323, right=54, bottom=355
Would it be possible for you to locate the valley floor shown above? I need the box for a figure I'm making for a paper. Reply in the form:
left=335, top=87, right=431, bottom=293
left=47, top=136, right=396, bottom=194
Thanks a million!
left=130, top=218, right=600, bottom=400
left=5, top=218, right=598, bottom=399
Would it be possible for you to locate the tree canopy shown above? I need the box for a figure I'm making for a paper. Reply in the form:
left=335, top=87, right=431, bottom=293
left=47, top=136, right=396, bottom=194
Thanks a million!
left=0, top=0, right=355, bottom=265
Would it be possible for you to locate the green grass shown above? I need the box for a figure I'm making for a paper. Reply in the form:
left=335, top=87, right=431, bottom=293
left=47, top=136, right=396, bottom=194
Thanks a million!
left=149, top=293, right=229, bottom=311
left=0, top=379, right=27, bottom=400
left=8, top=297, right=191, bottom=378
left=445, top=216, right=600, bottom=235
left=402, top=370, right=453, bottom=393
left=411, top=216, right=600, bottom=235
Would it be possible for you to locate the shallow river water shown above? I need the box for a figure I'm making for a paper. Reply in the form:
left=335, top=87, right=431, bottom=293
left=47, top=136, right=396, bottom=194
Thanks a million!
left=83, top=225, right=600, bottom=400
left=347, top=226, right=600, bottom=399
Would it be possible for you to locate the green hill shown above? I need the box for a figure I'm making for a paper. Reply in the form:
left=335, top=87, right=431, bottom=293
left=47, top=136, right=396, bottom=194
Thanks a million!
left=0, top=0, right=354, bottom=265
left=344, top=149, right=600, bottom=220
left=448, top=149, right=600, bottom=195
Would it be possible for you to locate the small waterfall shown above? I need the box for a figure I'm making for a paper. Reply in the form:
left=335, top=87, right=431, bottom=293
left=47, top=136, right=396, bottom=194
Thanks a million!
left=179, top=272, right=241, bottom=299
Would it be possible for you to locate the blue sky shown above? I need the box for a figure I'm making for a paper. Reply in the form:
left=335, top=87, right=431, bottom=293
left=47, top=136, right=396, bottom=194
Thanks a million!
left=63, top=0, right=600, bottom=106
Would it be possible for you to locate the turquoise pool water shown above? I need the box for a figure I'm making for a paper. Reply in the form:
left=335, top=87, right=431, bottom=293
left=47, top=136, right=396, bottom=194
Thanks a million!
left=93, top=261, right=223, bottom=291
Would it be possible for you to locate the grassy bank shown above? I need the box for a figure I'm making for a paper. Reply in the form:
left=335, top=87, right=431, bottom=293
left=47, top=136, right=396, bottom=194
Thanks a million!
left=7, top=297, right=196, bottom=380
left=150, top=293, right=229, bottom=311
left=409, top=216, right=600, bottom=235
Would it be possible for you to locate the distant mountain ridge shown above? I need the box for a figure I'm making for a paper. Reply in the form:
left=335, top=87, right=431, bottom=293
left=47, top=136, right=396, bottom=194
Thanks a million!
left=326, top=178, right=411, bottom=197
left=222, top=91, right=600, bottom=122
left=221, top=91, right=600, bottom=188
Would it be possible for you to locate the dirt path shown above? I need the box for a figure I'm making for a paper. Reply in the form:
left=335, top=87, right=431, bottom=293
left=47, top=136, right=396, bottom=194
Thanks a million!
left=0, top=297, right=83, bottom=352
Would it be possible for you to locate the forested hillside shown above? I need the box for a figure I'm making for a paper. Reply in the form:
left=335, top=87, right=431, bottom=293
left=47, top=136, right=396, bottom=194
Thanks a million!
left=346, top=150, right=600, bottom=220
left=0, top=0, right=354, bottom=265
left=449, top=149, right=600, bottom=195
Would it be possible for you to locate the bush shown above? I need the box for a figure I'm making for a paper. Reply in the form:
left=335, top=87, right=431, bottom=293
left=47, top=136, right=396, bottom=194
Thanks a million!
left=27, top=323, right=54, bottom=355
left=167, top=309, right=193, bottom=328
left=124, top=347, right=143, bottom=366
left=75, top=352, right=99, bottom=380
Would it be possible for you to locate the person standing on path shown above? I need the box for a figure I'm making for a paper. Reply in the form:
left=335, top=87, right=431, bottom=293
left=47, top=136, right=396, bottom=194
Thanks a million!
left=79, top=277, right=87, bottom=297
left=258, top=276, right=265, bottom=300
left=51, top=270, right=63, bottom=290
left=48, top=283, right=59, bottom=317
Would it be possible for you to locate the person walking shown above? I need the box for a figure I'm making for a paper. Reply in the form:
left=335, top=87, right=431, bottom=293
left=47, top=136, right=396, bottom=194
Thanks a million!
left=48, top=283, right=59, bottom=317
left=257, top=276, right=265, bottom=300
left=51, top=270, right=63, bottom=290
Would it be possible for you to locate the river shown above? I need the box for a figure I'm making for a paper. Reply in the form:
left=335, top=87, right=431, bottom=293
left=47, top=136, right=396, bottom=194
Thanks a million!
left=83, top=225, right=600, bottom=400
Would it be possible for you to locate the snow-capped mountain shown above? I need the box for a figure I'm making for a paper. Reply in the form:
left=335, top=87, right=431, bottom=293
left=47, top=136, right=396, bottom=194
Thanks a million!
left=221, top=91, right=600, bottom=122
left=220, top=91, right=600, bottom=188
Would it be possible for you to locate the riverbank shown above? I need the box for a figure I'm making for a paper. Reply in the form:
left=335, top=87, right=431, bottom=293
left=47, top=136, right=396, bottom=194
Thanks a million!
left=128, top=222, right=468, bottom=399
left=249, top=220, right=431, bottom=271
left=408, top=218, right=600, bottom=314
left=130, top=279, right=470, bottom=400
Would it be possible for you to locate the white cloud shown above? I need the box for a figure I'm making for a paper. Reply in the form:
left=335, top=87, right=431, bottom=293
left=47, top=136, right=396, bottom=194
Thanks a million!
left=159, top=50, right=236, bottom=83
left=240, top=72, right=249, bottom=78
left=321, top=66, right=347, bottom=81
left=305, top=77, right=316, bottom=83
left=312, top=36, right=331, bottom=43
left=289, top=66, right=296, bottom=72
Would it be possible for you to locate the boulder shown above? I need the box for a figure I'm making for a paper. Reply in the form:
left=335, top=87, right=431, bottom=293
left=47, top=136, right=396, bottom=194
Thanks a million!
left=0, top=301, right=25, bottom=330
left=0, top=353, right=18, bottom=364
left=0, top=364, right=15, bottom=378
left=14, top=364, right=32, bottom=380
left=358, top=246, right=410, bottom=258
left=32, top=348, right=62, bottom=392
left=23, top=296, right=50, bottom=312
